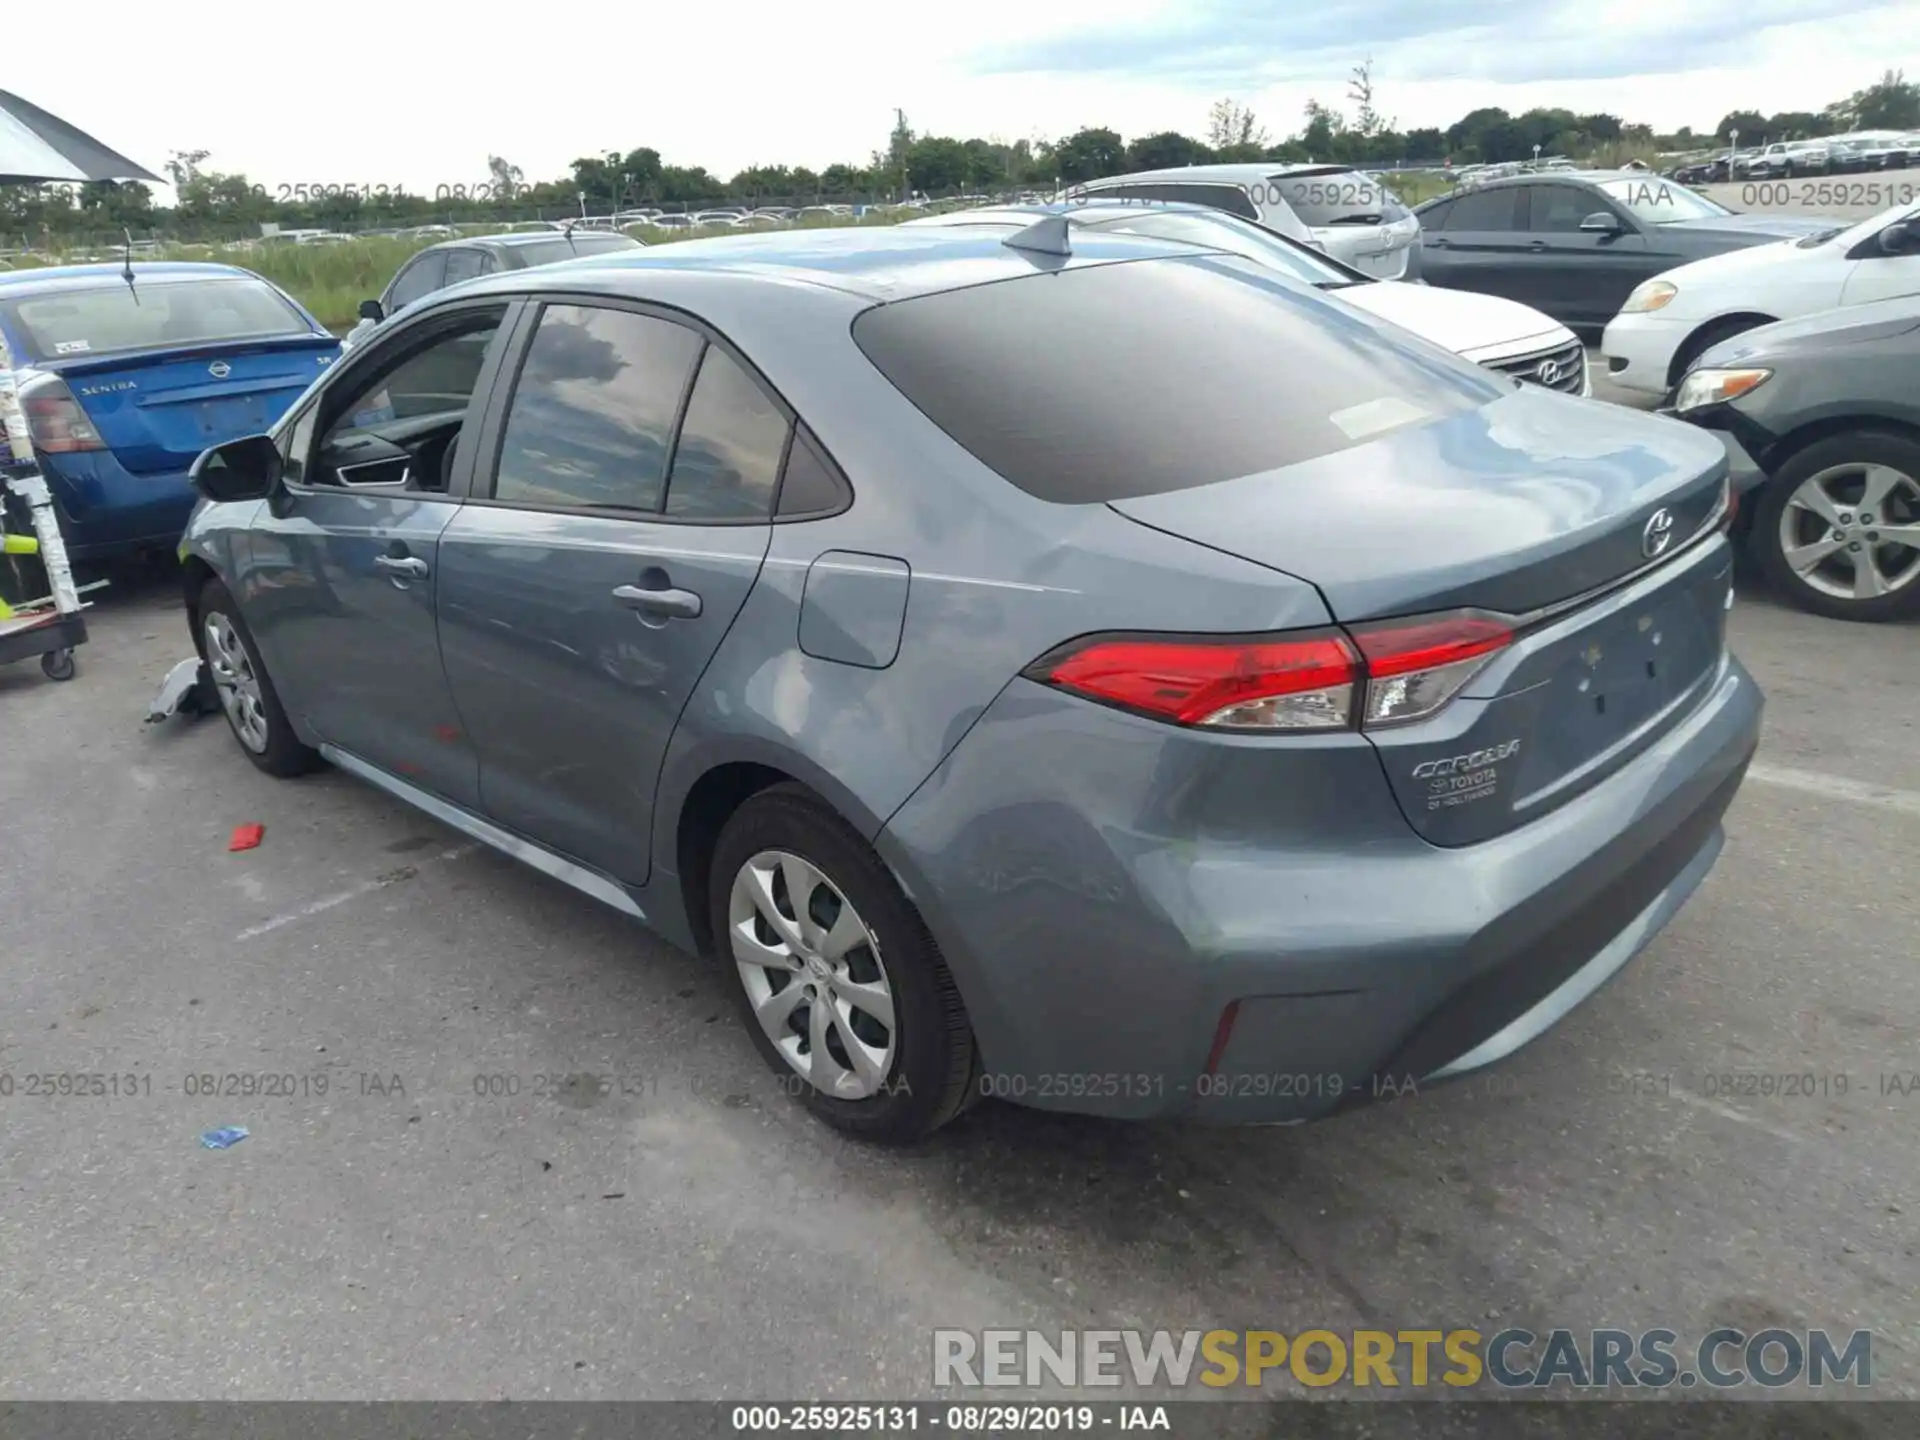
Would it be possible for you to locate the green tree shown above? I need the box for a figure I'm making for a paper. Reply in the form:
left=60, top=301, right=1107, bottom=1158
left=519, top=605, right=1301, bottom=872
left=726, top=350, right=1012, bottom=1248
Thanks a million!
left=1715, top=110, right=1765, bottom=143
left=1300, top=99, right=1342, bottom=158
left=1126, top=130, right=1211, bottom=171
left=1847, top=69, right=1920, bottom=129
left=1052, top=127, right=1128, bottom=183
left=1207, top=98, right=1270, bottom=161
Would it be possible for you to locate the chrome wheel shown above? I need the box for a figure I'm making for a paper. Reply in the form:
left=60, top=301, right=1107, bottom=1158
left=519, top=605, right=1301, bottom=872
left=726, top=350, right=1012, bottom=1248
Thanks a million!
left=1777, top=462, right=1920, bottom=604
left=204, top=613, right=269, bottom=754
left=728, top=849, right=897, bottom=1100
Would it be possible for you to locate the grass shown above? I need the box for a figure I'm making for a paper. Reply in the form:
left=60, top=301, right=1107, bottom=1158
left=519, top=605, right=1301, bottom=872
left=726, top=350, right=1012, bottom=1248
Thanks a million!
left=4, top=184, right=1473, bottom=332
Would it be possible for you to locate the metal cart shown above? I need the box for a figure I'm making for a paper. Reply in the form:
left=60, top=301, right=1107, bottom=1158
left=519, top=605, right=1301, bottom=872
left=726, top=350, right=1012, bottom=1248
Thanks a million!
left=1, top=339, right=98, bottom=683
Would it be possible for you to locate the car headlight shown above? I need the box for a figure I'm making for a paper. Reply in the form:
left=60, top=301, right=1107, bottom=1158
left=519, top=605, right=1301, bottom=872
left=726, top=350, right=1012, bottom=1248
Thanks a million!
left=1620, top=280, right=1678, bottom=314
left=1674, top=366, right=1773, bottom=412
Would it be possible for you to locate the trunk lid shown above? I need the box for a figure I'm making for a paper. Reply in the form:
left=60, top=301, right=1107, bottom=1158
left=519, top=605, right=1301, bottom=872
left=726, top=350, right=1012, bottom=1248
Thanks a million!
left=1109, top=387, right=1735, bottom=844
left=55, top=338, right=338, bottom=475
left=1108, top=386, right=1728, bottom=621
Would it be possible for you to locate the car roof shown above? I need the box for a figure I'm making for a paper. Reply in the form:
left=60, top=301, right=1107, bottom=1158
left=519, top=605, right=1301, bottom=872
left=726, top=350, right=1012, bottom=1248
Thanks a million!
left=448, top=223, right=1229, bottom=304
left=904, top=200, right=1229, bottom=227
left=420, top=231, right=635, bottom=253
left=1080, top=162, right=1361, bottom=184
left=0, top=261, right=268, bottom=295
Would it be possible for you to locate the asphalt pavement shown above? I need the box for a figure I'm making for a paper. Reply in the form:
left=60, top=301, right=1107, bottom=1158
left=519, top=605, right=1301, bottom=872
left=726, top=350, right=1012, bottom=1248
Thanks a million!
left=2, top=409, right=1917, bottom=1404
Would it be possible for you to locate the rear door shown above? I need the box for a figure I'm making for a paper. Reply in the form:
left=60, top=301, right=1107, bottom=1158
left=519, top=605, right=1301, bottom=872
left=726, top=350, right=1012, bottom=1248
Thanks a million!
left=381, top=250, right=448, bottom=313
left=1420, top=186, right=1532, bottom=302
left=436, top=299, right=787, bottom=883
left=239, top=300, right=516, bottom=808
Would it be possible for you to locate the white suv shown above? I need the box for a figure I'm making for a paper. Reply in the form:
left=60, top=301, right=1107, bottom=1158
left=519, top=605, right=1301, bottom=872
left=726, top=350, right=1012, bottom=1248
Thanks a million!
left=1066, top=164, right=1422, bottom=279
left=1744, top=140, right=1831, bottom=178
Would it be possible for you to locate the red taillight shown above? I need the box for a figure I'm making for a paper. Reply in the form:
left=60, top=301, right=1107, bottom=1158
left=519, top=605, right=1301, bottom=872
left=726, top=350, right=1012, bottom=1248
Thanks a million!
left=1024, top=630, right=1360, bottom=730
left=21, top=378, right=105, bottom=454
left=1028, top=610, right=1514, bottom=734
left=1348, top=611, right=1513, bottom=727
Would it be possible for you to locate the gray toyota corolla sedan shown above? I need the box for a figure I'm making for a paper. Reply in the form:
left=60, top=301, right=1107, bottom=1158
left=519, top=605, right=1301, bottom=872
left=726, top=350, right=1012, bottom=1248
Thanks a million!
left=166, top=221, right=1762, bottom=1141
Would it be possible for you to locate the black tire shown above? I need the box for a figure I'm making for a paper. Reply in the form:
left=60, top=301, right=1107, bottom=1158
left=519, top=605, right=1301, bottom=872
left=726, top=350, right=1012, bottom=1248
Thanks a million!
left=40, top=648, right=75, bottom=681
left=1668, top=316, right=1772, bottom=391
left=196, top=580, right=322, bottom=776
left=708, top=782, right=977, bottom=1142
left=1751, top=429, right=1920, bottom=623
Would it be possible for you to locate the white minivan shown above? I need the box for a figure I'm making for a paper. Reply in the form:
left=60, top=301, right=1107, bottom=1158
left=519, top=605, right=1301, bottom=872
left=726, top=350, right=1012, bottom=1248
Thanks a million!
left=1065, top=163, right=1423, bottom=280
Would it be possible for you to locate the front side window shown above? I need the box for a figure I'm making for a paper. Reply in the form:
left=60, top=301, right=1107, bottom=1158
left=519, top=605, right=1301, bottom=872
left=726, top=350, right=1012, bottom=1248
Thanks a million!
left=1523, top=185, right=1602, bottom=234
left=491, top=304, right=702, bottom=512
left=387, top=251, right=448, bottom=309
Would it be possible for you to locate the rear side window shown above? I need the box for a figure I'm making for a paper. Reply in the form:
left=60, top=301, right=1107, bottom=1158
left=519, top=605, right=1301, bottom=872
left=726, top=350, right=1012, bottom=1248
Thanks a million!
left=852, top=255, right=1497, bottom=504
left=1164, top=183, right=1260, bottom=221
left=1, top=278, right=309, bottom=361
left=664, top=345, right=791, bottom=520
left=491, top=304, right=702, bottom=512
left=509, top=234, right=642, bottom=266
left=1442, top=188, right=1523, bottom=231
left=441, top=248, right=487, bottom=284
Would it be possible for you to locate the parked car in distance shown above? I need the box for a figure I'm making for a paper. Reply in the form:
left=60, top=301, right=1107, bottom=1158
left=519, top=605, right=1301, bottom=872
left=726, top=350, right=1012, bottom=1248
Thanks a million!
left=1744, top=140, right=1832, bottom=178
left=1601, top=199, right=1920, bottom=397
left=167, top=223, right=1758, bottom=1142
left=902, top=201, right=1590, bottom=394
left=1412, top=171, right=1839, bottom=330
left=1667, top=293, right=1920, bottom=621
left=349, top=230, right=645, bottom=347
left=0, top=263, right=339, bottom=561
left=1068, top=162, right=1423, bottom=279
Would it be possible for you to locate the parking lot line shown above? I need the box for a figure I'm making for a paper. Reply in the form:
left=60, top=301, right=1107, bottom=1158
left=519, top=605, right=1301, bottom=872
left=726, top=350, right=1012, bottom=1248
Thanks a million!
left=1746, top=763, right=1920, bottom=818
left=231, top=842, right=478, bottom=940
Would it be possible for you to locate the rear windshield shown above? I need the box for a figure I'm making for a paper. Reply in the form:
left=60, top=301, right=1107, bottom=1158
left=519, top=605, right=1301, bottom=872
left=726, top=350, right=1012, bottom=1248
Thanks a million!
left=851, top=255, right=1498, bottom=503
left=511, top=234, right=642, bottom=266
left=1265, top=171, right=1393, bottom=227
left=1, top=277, right=310, bottom=361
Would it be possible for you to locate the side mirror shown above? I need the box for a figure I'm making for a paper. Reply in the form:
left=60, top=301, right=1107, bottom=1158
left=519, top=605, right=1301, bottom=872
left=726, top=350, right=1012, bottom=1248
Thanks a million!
left=189, top=433, right=281, bottom=503
left=1579, top=212, right=1624, bottom=233
left=358, top=298, right=385, bottom=322
left=1878, top=220, right=1916, bottom=256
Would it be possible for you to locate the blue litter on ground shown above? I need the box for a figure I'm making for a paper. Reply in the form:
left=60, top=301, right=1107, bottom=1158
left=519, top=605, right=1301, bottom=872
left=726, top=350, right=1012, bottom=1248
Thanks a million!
left=200, top=1126, right=250, bottom=1150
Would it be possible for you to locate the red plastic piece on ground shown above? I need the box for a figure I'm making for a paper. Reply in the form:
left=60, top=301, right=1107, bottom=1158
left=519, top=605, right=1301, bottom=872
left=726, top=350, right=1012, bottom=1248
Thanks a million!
left=228, top=824, right=265, bottom=852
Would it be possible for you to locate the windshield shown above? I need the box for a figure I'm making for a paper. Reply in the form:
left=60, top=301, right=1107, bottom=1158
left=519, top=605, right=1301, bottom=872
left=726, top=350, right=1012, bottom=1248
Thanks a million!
left=0, top=277, right=311, bottom=361
left=1595, top=177, right=1734, bottom=224
left=1084, top=211, right=1363, bottom=287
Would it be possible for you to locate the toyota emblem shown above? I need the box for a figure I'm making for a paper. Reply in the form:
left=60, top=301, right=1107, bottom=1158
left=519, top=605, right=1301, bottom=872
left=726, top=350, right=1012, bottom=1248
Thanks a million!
left=208, top=361, right=232, bottom=379
left=1641, top=507, right=1676, bottom=559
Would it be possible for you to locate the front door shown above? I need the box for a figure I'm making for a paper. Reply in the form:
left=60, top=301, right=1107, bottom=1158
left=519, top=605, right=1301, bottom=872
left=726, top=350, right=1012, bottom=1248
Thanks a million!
left=1839, top=208, right=1920, bottom=306
left=1515, top=184, right=1651, bottom=327
left=437, top=300, right=789, bottom=883
left=240, top=302, right=515, bottom=808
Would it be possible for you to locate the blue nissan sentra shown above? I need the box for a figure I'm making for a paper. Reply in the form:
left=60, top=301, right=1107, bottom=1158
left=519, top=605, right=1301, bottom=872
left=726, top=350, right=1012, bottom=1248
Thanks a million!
left=0, top=263, right=340, bottom=560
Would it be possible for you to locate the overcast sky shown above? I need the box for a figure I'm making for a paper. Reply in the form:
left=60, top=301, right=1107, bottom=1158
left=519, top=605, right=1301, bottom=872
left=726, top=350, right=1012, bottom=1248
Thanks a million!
left=16, top=0, right=1918, bottom=195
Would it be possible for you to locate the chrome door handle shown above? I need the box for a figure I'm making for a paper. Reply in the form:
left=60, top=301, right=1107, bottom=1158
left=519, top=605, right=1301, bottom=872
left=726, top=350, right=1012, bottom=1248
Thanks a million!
left=374, top=555, right=429, bottom=579
left=612, top=583, right=702, bottom=619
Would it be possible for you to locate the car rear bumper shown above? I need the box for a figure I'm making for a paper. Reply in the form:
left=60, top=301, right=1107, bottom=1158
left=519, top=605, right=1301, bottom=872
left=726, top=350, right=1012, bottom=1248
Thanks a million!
left=879, top=651, right=1762, bottom=1125
left=36, top=451, right=197, bottom=558
left=1600, top=311, right=1691, bottom=397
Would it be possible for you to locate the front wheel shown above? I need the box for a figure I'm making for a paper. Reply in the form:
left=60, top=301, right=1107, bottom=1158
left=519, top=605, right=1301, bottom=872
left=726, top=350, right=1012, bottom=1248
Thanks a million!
left=709, top=783, right=978, bottom=1142
left=198, top=580, right=321, bottom=775
left=1751, top=431, right=1920, bottom=622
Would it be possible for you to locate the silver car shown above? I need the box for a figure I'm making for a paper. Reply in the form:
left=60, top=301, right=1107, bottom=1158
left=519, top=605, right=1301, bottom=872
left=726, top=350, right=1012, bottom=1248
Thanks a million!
left=166, top=224, right=1760, bottom=1143
left=1068, top=163, right=1422, bottom=278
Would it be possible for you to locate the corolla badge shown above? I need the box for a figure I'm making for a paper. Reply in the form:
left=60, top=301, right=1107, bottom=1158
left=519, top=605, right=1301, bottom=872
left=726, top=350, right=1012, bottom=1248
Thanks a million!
left=208, top=361, right=232, bottom=379
left=1642, top=507, right=1676, bottom=559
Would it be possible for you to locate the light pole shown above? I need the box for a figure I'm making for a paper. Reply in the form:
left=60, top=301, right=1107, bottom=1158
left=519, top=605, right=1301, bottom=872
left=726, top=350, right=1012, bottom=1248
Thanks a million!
left=1730, top=128, right=1740, bottom=175
left=1532, top=143, right=1542, bottom=168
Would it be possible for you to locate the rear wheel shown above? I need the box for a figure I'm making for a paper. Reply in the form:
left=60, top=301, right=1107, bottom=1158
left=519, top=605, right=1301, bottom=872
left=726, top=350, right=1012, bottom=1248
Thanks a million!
left=709, top=783, right=977, bottom=1142
left=1752, top=431, right=1920, bottom=622
left=198, top=580, right=321, bottom=775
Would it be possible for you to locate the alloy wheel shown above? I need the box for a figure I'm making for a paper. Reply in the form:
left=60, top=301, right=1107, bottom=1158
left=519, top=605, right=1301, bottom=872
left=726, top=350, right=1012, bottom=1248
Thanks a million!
left=728, top=849, right=897, bottom=1100
left=204, top=614, right=270, bottom=754
left=1777, top=462, right=1920, bottom=605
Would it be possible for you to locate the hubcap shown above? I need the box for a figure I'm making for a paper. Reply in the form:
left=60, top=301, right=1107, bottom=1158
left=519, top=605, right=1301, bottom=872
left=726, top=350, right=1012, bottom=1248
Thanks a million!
left=203, top=614, right=270, bottom=754
left=728, top=849, right=896, bottom=1100
left=1779, top=462, right=1920, bottom=603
